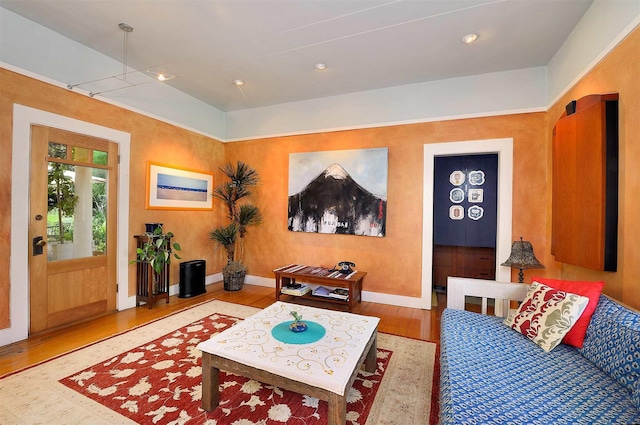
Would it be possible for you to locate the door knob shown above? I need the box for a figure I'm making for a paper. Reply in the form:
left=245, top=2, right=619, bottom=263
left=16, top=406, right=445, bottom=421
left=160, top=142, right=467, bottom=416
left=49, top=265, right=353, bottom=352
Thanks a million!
left=33, top=236, right=47, bottom=256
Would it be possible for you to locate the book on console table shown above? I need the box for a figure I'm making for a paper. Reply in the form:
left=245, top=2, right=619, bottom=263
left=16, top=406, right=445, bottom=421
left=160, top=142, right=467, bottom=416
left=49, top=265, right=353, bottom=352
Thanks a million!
left=312, top=286, right=349, bottom=301
left=312, top=286, right=332, bottom=298
left=281, top=283, right=311, bottom=296
left=328, top=288, right=349, bottom=300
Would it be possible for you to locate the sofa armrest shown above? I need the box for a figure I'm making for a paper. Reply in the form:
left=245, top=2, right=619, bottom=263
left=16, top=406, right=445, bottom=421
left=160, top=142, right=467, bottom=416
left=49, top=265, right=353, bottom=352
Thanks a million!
left=447, top=277, right=529, bottom=317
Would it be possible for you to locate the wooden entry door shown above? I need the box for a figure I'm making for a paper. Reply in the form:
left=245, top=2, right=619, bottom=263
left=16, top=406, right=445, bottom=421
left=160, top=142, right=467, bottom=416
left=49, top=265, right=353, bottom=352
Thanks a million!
left=28, top=125, right=118, bottom=334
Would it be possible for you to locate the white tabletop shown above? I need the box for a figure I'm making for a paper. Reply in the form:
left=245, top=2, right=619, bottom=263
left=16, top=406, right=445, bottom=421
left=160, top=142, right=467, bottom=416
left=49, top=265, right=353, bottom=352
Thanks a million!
left=197, top=301, right=379, bottom=395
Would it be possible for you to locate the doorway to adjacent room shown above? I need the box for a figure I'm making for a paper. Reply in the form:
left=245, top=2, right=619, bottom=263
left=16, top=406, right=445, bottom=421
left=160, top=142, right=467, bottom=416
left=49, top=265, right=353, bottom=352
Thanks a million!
left=421, top=138, right=513, bottom=310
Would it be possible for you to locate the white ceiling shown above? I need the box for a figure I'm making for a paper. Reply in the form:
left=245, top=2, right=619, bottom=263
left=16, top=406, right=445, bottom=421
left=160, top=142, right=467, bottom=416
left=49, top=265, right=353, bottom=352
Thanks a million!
left=1, top=0, right=594, bottom=112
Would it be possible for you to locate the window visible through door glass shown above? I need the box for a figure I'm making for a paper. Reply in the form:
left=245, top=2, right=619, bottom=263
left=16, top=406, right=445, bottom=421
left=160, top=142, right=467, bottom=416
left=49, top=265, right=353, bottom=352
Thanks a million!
left=47, top=163, right=108, bottom=261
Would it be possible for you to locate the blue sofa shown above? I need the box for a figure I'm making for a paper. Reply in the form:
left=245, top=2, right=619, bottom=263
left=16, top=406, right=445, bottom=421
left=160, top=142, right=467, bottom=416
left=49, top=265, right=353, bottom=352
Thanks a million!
left=439, top=278, right=640, bottom=425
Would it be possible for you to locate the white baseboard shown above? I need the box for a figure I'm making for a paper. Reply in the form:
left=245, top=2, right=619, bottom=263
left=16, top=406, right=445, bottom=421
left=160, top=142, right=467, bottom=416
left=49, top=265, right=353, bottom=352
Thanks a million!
left=361, top=291, right=423, bottom=309
left=245, top=274, right=277, bottom=287
left=121, top=272, right=224, bottom=311
left=129, top=272, right=423, bottom=310
left=242, top=274, right=424, bottom=309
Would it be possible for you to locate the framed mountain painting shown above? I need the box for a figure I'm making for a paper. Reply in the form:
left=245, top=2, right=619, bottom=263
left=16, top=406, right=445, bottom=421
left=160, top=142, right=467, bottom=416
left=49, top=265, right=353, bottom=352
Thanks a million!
left=288, top=148, right=388, bottom=237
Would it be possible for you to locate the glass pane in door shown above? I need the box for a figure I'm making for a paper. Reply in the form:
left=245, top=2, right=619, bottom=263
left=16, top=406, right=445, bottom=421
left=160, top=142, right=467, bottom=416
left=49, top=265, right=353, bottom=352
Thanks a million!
left=47, top=162, right=108, bottom=261
left=72, top=146, right=90, bottom=163
left=93, top=150, right=108, bottom=165
left=48, top=142, right=67, bottom=159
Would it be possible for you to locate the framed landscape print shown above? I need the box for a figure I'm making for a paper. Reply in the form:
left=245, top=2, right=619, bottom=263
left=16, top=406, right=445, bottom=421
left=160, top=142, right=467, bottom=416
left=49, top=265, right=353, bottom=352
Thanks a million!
left=288, top=148, right=388, bottom=237
left=146, top=162, right=214, bottom=210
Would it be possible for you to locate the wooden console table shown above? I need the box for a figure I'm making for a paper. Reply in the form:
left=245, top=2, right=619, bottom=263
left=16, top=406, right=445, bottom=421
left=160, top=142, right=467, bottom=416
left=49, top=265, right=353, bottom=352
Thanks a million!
left=273, top=264, right=366, bottom=312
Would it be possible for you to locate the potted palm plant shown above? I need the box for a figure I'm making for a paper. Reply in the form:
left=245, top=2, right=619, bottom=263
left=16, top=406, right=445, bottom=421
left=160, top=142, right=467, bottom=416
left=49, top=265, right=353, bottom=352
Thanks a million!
left=209, top=161, right=262, bottom=291
left=130, top=225, right=182, bottom=294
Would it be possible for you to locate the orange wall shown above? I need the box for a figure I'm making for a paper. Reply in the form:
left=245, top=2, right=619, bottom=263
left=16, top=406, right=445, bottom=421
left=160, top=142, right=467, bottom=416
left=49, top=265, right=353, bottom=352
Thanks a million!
left=225, top=112, right=549, bottom=297
left=0, top=69, right=226, bottom=330
left=546, top=28, right=640, bottom=307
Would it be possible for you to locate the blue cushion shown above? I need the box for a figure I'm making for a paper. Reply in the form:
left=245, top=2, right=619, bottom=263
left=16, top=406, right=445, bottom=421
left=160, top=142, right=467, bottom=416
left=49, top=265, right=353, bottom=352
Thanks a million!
left=440, top=308, right=640, bottom=425
left=580, top=295, right=640, bottom=409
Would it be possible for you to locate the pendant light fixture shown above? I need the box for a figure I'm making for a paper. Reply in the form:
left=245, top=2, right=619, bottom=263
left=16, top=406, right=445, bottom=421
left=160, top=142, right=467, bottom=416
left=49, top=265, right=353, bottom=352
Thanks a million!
left=67, top=23, right=175, bottom=97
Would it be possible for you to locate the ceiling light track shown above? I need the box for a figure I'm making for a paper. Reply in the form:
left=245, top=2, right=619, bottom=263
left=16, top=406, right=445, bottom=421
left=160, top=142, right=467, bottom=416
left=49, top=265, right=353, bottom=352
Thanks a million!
left=87, top=80, right=154, bottom=98
left=67, top=66, right=148, bottom=90
left=66, top=22, right=175, bottom=98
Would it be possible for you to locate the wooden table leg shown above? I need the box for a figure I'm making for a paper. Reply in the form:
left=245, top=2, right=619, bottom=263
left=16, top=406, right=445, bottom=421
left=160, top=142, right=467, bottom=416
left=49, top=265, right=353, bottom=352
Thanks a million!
left=201, top=352, right=220, bottom=411
left=327, top=392, right=347, bottom=425
left=364, top=333, right=377, bottom=373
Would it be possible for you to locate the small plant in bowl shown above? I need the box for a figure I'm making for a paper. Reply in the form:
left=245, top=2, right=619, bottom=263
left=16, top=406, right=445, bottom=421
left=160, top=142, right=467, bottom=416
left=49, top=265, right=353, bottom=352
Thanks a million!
left=289, top=311, right=308, bottom=332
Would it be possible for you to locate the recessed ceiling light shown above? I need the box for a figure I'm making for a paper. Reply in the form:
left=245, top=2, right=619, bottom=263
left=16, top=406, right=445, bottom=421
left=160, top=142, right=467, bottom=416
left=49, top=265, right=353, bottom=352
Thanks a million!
left=314, top=62, right=327, bottom=71
left=232, top=79, right=245, bottom=86
left=462, top=34, right=478, bottom=45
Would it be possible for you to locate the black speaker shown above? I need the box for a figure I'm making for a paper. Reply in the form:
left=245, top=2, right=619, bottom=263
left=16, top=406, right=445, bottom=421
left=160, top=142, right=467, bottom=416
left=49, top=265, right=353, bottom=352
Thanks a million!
left=565, top=100, right=577, bottom=116
left=179, top=260, right=206, bottom=298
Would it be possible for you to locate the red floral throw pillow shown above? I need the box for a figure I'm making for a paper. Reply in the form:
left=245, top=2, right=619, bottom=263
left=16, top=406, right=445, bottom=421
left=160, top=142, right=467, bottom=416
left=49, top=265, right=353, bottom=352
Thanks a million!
left=504, top=282, right=589, bottom=352
left=532, top=277, right=605, bottom=348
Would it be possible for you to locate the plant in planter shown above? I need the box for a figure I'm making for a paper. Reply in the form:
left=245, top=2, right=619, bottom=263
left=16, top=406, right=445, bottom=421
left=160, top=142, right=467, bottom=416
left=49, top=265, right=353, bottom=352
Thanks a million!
left=209, top=161, right=262, bottom=291
left=130, top=226, right=182, bottom=294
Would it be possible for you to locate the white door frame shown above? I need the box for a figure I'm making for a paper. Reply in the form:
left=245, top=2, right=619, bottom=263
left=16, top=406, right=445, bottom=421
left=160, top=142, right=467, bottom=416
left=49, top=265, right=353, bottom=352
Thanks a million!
left=2, top=104, right=133, bottom=346
left=421, top=138, right=513, bottom=309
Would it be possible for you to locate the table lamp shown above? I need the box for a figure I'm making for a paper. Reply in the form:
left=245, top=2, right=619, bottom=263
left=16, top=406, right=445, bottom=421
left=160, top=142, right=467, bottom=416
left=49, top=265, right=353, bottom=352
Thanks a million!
left=501, top=236, right=545, bottom=283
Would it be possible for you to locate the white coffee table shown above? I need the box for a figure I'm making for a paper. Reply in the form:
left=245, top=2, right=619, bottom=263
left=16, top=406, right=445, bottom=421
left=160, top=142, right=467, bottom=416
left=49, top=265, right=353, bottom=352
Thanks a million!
left=197, top=301, right=380, bottom=425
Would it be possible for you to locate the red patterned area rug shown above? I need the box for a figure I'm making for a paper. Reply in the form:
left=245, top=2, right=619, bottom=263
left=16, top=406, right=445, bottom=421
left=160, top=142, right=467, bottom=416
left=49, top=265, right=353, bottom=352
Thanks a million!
left=0, top=300, right=437, bottom=425
left=61, top=312, right=391, bottom=424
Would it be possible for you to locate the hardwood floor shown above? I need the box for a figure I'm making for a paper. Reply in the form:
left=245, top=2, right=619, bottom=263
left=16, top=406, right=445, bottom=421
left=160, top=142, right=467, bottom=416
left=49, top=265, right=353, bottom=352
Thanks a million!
left=0, top=282, right=447, bottom=377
